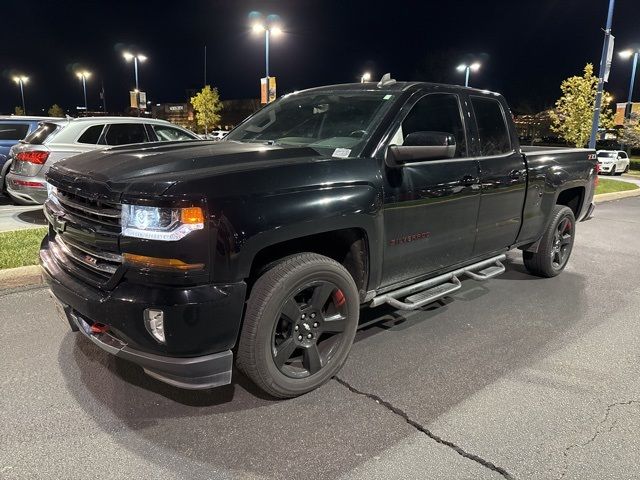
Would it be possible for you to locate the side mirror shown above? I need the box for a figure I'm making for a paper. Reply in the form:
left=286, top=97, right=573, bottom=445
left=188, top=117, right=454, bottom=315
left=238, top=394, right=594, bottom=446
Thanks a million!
left=385, top=131, right=456, bottom=167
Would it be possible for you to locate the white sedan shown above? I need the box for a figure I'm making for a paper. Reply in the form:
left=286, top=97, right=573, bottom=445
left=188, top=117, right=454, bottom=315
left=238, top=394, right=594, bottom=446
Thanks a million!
left=597, top=150, right=630, bottom=175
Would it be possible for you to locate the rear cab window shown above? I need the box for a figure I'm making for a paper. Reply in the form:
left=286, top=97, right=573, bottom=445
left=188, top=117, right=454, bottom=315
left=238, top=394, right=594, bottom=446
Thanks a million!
left=23, top=122, right=60, bottom=145
left=471, top=96, right=512, bottom=156
left=0, top=122, right=30, bottom=141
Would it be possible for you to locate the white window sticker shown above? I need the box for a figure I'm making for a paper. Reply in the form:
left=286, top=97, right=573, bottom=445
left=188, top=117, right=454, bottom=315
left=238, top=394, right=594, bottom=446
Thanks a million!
left=383, top=94, right=393, bottom=100
left=333, top=148, right=351, bottom=158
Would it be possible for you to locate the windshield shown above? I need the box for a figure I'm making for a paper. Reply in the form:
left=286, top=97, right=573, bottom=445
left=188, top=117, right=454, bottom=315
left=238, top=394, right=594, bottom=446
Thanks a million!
left=597, top=152, right=616, bottom=158
left=23, top=122, right=60, bottom=145
left=225, top=91, right=396, bottom=158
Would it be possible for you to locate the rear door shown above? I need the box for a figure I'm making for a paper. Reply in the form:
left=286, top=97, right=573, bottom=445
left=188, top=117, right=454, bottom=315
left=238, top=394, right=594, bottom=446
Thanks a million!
left=380, top=90, right=481, bottom=287
left=469, top=95, right=527, bottom=255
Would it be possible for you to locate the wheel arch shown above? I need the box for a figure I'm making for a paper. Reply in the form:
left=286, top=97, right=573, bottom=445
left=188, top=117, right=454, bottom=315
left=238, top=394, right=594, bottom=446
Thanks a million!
left=244, top=225, right=372, bottom=301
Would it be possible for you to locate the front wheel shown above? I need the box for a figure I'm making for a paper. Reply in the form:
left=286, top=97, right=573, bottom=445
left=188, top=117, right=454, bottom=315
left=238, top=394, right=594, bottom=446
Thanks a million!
left=237, top=253, right=360, bottom=398
left=523, top=205, right=576, bottom=278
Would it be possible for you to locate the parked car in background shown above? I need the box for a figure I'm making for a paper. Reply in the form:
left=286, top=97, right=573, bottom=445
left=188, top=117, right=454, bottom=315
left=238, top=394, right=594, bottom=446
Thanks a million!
left=0, top=116, right=54, bottom=195
left=6, top=117, right=198, bottom=204
left=597, top=150, right=630, bottom=175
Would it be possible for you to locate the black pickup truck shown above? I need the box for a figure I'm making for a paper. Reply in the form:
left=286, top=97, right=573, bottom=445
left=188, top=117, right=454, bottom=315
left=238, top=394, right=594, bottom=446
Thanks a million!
left=41, top=79, right=597, bottom=398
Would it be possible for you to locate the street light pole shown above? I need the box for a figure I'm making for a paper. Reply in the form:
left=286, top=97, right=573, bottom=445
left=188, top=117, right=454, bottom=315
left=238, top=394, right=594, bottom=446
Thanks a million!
left=134, top=56, right=139, bottom=91
left=457, top=63, right=480, bottom=87
left=82, top=75, right=88, bottom=112
left=76, top=71, right=91, bottom=115
left=588, top=0, right=616, bottom=149
left=619, top=49, right=639, bottom=119
left=12, top=76, right=28, bottom=113
left=265, top=28, right=270, bottom=78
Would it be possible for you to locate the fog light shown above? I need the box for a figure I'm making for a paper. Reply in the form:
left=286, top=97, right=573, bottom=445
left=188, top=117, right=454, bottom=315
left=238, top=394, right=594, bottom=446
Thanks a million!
left=144, top=309, right=166, bottom=344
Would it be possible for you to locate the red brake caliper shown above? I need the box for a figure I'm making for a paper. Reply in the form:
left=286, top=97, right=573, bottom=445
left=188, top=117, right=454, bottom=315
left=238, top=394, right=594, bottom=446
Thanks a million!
left=333, top=289, right=346, bottom=307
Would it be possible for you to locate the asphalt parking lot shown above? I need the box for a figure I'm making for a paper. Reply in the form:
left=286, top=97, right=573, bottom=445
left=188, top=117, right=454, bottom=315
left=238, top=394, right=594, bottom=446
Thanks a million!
left=1, top=197, right=639, bottom=480
left=0, top=196, right=45, bottom=233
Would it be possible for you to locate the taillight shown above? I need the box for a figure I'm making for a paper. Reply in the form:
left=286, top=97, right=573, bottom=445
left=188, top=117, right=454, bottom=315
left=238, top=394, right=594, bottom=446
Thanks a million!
left=594, top=163, right=599, bottom=187
left=16, top=151, right=50, bottom=164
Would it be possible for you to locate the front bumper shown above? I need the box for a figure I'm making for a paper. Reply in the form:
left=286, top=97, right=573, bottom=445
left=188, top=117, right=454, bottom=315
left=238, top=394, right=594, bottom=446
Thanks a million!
left=58, top=302, right=233, bottom=389
left=6, top=172, right=47, bottom=204
left=598, top=163, right=615, bottom=174
left=41, top=238, right=246, bottom=390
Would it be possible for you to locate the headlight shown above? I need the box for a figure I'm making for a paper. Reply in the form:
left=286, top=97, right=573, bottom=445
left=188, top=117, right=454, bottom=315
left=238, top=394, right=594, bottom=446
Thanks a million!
left=121, top=204, right=205, bottom=241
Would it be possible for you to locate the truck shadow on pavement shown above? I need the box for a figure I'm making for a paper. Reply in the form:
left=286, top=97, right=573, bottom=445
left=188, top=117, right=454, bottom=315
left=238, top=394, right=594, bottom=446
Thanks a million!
left=15, top=208, right=46, bottom=225
left=57, top=254, right=590, bottom=479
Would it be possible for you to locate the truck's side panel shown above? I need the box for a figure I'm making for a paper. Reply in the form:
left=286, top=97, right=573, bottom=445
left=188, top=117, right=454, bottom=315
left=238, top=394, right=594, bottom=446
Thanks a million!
left=516, top=148, right=597, bottom=244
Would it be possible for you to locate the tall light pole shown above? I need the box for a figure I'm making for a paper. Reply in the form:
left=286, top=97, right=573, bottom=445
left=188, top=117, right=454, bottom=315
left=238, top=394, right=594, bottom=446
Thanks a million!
left=589, top=0, right=616, bottom=149
left=12, top=75, right=28, bottom=114
left=252, top=22, right=282, bottom=80
left=619, top=49, right=640, bottom=120
left=123, top=52, right=147, bottom=91
left=76, top=70, right=91, bottom=114
left=457, top=62, right=481, bottom=87
left=361, top=72, right=371, bottom=83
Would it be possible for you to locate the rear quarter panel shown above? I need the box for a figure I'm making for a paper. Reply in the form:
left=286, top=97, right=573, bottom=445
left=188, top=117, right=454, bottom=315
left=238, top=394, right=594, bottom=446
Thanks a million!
left=517, top=147, right=596, bottom=243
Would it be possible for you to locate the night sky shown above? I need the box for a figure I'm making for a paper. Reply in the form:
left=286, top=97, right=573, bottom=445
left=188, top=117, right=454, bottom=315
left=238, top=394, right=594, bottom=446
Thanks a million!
left=1, top=0, right=638, bottom=115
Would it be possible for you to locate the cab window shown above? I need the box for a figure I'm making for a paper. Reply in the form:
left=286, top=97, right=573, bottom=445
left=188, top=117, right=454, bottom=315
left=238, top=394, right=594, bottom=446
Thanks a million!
left=390, top=93, right=467, bottom=158
left=471, top=96, right=512, bottom=156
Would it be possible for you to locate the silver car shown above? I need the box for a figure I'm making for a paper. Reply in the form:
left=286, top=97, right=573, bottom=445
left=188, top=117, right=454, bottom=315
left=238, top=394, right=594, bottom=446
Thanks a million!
left=6, top=116, right=198, bottom=204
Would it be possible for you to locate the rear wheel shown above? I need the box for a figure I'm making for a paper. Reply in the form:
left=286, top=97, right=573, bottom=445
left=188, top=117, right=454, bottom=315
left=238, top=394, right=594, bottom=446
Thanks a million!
left=523, top=205, right=575, bottom=278
left=623, top=164, right=629, bottom=174
left=237, top=253, right=359, bottom=398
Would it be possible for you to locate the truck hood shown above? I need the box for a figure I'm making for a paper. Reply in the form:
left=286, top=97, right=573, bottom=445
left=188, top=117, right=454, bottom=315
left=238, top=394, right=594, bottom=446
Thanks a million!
left=47, top=140, right=325, bottom=199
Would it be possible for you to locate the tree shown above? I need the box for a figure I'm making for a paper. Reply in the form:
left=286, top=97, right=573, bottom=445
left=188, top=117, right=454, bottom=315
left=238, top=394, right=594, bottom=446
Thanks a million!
left=14, top=106, right=24, bottom=116
left=620, top=113, right=640, bottom=149
left=190, top=85, right=223, bottom=134
left=48, top=104, right=64, bottom=117
left=550, top=64, right=614, bottom=147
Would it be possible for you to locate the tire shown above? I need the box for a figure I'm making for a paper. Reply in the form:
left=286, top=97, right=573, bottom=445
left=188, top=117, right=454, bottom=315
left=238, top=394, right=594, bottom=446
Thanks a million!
left=523, top=205, right=576, bottom=278
left=236, top=253, right=360, bottom=398
left=623, top=164, right=629, bottom=174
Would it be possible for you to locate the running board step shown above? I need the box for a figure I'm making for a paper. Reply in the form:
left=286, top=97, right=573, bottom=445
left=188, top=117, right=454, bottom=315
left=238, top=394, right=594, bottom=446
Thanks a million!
left=369, top=254, right=507, bottom=311
left=400, top=277, right=462, bottom=310
left=464, top=261, right=505, bottom=281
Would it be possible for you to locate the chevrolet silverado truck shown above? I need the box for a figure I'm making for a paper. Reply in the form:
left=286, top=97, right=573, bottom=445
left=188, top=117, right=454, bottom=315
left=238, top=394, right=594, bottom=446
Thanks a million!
left=41, top=78, right=597, bottom=398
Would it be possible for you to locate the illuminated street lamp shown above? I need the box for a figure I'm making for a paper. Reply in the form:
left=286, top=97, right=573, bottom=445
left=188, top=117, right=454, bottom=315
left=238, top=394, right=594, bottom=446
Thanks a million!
left=361, top=72, right=371, bottom=83
left=123, top=52, right=147, bottom=91
left=12, top=75, right=29, bottom=113
left=251, top=18, right=282, bottom=79
left=456, top=62, right=481, bottom=87
left=619, top=48, right=640, bottom=120
left=75, top=70, right=91, bottom=113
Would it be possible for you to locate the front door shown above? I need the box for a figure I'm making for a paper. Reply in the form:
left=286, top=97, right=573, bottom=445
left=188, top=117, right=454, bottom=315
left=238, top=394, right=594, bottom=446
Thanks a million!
left=380, top=91, right=481, bottom=288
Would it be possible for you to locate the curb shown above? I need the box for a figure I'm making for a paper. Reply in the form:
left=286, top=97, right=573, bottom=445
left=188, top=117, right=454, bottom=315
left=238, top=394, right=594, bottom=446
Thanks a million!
left=593, top=188, right=640, bottom=204
left=0, top=265, right=43, bottom=290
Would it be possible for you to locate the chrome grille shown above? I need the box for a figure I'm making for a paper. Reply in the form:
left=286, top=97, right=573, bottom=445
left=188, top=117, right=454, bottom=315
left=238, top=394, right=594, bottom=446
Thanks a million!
left=53, top=189, right=121, bottom=228
left=47, top=186, right=123, bottom=288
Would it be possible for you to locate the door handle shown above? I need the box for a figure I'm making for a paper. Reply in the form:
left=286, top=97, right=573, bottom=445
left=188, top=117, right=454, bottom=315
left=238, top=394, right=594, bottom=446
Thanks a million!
left=461, top=175, right=477, bottom=186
